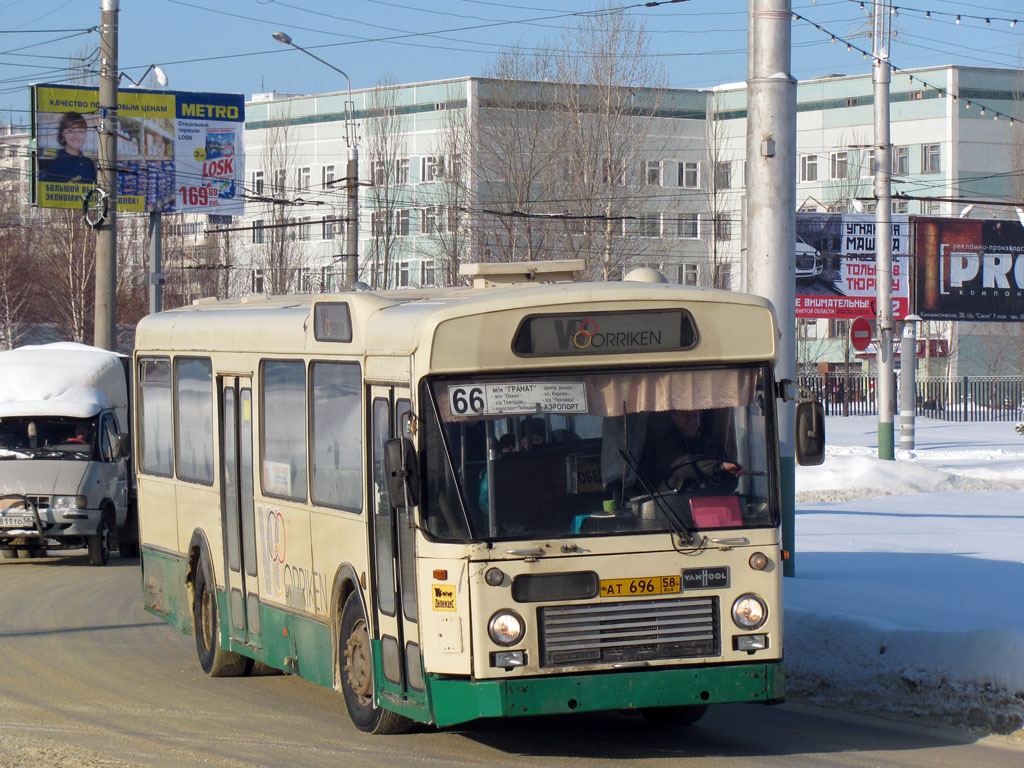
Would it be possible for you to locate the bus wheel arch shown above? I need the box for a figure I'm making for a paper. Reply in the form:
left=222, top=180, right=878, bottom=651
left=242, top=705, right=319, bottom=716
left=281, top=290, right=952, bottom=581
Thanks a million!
left=187, top=529, right=248, bottom=677
left=329, top=563, right=363, bottom=692
left=337, top=593, right=412, bottom=734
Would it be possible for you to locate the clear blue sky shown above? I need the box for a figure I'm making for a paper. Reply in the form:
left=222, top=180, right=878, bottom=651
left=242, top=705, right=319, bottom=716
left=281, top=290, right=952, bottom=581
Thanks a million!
left=1, top=0, right=1022, bottom=122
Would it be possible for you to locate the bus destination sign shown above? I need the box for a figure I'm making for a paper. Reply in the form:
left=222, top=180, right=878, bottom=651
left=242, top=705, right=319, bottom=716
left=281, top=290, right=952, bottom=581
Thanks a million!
left=513, top=310, right=697, bottom=356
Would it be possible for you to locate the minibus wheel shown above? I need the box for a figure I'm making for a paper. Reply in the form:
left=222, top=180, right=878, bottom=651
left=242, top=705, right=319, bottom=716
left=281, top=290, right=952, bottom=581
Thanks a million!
left=339, top=595, right=412, bottom=734
left=88, top=511, right=113, bottom=566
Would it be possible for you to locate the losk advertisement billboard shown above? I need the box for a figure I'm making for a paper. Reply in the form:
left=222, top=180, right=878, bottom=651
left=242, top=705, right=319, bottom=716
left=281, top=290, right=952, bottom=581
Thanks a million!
left=31, top=84, right=244, bottom=215
left=794, top=212, right=910, bottom=320
left=915, top=218, right=1024, bottom=322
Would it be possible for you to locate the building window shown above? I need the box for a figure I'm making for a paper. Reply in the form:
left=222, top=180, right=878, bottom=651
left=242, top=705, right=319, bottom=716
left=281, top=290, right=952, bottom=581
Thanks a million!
left=395, top=209, right=411, bottom=237
left=638, top=213, right=661, bottom=238
left=252, top=170, right=264, bottom=196
left=601, top=158, right=625, bottom=186
left=396, top=261, right=410, bottom=287
left=298, top=166, right=311, bottom=190
left=395, top=158, right=410, bottom=185
left=371, top=160, right=387, bottom=186
left=272, top=168, right=286, bottom=195
left=642, top=160, right=662, bottom=186
left=716, top=263, right=732, bottom=290
left=371, top=210, right=390, bottom=237
left=298, top=216, right=312, bottom=241
left=892, top=199, right=909, bottom=214
left=680, top=262, right=698, bottom=286
left=422, top=205, right=446, bottom=235
left=676, top=213, right=698, bottom=239
left=830, top=151, right=849, bottom=180
left=322, top=216, right=339, bottom=240
left=322, top=164, right=336, bottom=189
left=714, top=215, right=731, bottom=241
left=678, top=161, right=699, bottom=189
left=860, top=149, right=875, bottom=178
left=420, top=260, right=435, bottom=286
left=252, top=268, right=265, bottom=294
left=252, top=219, right=265, bottom=245
left=321, top=266, right=344, bottom=291
left=421, top=155, right=445, bottom=183
left=799, top=154, right=818, bottom=182
left=714, top=161, right=732, bottom=190
left=926, top=200, right=941, bottom=215
left=922, top=144, right=941, bottom=173
left=892, top=146, right=909, bottom=175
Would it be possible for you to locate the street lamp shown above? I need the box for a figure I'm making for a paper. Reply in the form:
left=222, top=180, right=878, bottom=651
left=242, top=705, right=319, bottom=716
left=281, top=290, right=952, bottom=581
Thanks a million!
left=272, top=31, right=359, bottom=289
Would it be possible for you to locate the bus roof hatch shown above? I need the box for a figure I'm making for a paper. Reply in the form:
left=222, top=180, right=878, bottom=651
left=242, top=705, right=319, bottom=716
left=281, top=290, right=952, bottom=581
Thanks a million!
left=460, top=260, right=585, bottom=288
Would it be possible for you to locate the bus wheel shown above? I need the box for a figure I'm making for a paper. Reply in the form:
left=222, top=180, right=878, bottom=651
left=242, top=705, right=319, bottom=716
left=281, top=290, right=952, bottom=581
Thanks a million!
left=118, top=502, right=140, bottom=559
left=339, top=595, right=412, bottom=734
left=640, top=704, right=709, bottom=726
left=193, top=559, right=248, bottom=677
left=19, top=547, right=45, bottom=559
left=1, top=549, right=16, bottom=559
left=88, top=512, right=113, bottom=566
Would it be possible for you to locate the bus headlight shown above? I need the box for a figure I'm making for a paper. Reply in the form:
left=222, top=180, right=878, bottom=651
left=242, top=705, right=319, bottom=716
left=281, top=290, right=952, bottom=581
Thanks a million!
left=488, top=610, right=525, bottom=646
left=731, top=594, right=768, bottom=629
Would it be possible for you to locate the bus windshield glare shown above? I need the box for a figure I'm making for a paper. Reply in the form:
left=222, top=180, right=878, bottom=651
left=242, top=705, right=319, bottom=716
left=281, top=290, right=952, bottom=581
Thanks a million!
left=421, top=365, right=775, bottom=541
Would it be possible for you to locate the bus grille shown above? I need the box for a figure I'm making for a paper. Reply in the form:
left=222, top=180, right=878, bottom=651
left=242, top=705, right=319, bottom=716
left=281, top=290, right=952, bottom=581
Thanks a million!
left=538, top=596, right=719, bottom=668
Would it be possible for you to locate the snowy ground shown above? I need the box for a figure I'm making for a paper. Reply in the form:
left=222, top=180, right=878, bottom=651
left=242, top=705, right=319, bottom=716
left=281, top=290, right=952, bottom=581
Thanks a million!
left=789, top=415, right=1024, bottom=734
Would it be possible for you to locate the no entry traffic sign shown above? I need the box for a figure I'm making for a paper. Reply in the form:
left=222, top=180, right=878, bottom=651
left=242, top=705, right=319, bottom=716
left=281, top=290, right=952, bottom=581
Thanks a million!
left=850, top=316, right=872, bottom=352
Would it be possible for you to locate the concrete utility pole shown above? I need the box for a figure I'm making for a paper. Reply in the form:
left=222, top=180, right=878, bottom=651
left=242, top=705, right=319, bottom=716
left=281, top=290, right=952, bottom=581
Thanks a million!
left=872, top=0, right=896, bottom=460
left=94, top=0, right=118, bottom=350
left=272, top=32, right=359, bottom=289
left=745, top=0, right=797, bottom=575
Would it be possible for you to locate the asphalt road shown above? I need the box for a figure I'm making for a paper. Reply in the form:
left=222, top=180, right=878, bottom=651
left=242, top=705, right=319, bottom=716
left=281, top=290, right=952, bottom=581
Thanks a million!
left=0, top=552, right=1021, bottom=768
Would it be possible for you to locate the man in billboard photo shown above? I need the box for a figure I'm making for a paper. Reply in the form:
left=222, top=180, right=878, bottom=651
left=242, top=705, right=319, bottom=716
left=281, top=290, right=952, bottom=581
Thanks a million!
left=39, top=111, right=96, bottom=185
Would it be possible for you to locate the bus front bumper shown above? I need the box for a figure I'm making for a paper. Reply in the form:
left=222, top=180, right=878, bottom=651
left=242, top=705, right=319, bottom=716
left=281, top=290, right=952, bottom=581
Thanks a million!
left=426, top=661, right=783, bottom=727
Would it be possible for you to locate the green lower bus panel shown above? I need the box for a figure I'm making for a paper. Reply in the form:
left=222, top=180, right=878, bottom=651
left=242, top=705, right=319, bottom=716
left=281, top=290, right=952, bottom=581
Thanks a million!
left=427, top=662, right=783, bottom=727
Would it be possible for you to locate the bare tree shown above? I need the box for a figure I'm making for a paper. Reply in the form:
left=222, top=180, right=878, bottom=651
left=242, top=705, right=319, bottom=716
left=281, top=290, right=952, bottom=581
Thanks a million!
left=37, top=209, right=95, bottom=342
left=700, top=91, right=739, bottom=289
left=553, top=7, right=668, bottom=280
left=250, top=120, right=303, bottom=295
left=473, top=47, right=560, bottom=263
left=421, top=88, right=471, bottom=286
left=364, top=80, right=409, bottom=289
left=0, top=191, right=36, bottom=348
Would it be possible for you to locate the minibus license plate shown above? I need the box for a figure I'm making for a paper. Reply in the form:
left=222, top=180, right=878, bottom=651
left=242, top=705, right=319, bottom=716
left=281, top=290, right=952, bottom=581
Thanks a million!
left=599, top=575, right=680, bottom=598
left=0, top=516, right=33, bottom=528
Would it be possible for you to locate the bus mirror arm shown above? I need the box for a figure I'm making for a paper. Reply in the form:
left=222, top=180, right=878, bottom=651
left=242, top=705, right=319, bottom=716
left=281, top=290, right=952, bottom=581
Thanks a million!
left=384, top=438, right=420, bottom=508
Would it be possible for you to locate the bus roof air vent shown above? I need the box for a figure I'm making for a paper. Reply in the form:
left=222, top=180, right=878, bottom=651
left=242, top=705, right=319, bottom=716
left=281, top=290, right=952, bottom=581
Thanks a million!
left=460, top=260, right=585, bottom=288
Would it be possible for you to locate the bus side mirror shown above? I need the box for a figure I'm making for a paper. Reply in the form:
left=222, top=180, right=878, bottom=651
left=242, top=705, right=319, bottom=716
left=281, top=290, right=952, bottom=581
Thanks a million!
left=384, top=438, right=420, bottom=508
left=794, top=400, right=825, bottom=466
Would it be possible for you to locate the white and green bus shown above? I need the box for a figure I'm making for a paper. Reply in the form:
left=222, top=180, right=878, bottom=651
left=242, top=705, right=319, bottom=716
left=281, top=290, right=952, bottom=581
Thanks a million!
left=134, top=261, right=823, bottom=733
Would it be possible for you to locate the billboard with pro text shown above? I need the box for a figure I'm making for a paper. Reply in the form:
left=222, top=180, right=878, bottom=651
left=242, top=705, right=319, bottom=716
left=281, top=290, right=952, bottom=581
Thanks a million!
left=32, top=84, right=244, bottom=215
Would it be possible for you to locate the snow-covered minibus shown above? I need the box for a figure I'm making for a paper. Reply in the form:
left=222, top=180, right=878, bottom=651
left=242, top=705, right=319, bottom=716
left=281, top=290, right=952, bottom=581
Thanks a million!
left=134, top=261, right=823, bottom=733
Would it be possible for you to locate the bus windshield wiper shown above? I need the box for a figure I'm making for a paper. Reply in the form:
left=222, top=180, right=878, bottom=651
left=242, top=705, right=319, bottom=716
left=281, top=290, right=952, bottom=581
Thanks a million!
left=617, top=449, right=697, bottom=547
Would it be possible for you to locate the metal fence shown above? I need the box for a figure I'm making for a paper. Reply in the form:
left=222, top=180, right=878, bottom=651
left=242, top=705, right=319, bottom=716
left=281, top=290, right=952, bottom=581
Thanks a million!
left=798, top=374, right=1024, bottom=422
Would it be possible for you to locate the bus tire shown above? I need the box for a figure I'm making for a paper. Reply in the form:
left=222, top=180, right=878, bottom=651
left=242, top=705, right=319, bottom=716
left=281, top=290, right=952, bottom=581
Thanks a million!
left=640, top=704, right=709, bottom=726
left=193, top=559, right=248, bottom=677
left=1, top=549, right=16, bottom=559
left=118, top=502, right=140, bottom=559
left=339, top=595, right=412, bottom=734
left=88, top=511, right=114, bottom=566
left=19, top=547, right=45, bottom=559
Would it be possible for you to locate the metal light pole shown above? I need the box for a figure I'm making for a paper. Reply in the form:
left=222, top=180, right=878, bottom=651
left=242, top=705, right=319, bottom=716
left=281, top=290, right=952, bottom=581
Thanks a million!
left=872, top=0, right=896, bottom=460
left=94, top=0, right=119, bottom=350
left=746, top=0, right=797, bottom=575
left=899, top=314, right=921, bottom=450
left=272, top=32, right=359, bottom=290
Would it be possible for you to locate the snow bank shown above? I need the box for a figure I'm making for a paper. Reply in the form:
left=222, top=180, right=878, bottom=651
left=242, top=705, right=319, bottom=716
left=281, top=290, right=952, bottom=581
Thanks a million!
left=0, top=343, right=128, bottom=422
left=790, top=417, right=1024, bottom=734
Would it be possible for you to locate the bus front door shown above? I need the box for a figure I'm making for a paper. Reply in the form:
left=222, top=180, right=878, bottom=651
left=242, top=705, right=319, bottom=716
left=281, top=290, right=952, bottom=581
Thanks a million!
left=220, top=376, right=262, bottom=648
left=369, top=387, right=425, bottom=713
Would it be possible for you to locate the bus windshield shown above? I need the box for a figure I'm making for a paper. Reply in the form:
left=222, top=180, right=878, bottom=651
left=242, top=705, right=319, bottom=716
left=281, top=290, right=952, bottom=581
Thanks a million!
left=421, top=365, right=776, bottom=541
